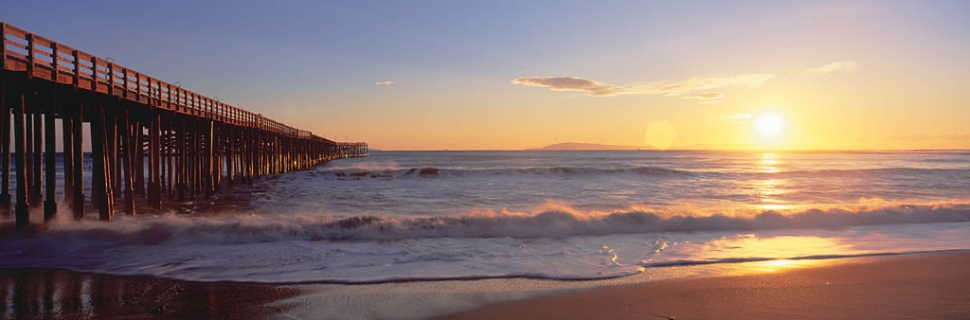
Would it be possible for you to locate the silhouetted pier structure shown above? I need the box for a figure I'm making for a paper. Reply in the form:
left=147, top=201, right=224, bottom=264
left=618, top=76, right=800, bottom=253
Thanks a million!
left=0, top=22, right=368, bottom=227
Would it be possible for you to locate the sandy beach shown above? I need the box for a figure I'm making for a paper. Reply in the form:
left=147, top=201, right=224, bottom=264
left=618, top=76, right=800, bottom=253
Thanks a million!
left=1, top=251, right=967, bottom=319
left=441, top=251, right=970, bottom=320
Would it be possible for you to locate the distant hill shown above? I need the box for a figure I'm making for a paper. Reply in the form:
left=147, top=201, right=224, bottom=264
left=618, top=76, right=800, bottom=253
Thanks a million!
left=526, top=142, right=653, bottom=151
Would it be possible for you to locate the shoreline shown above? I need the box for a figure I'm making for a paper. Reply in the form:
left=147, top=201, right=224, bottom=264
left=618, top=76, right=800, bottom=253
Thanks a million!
left=2, top=250, right=969, bottom=319
left=439, top=250, right=970, bottom=320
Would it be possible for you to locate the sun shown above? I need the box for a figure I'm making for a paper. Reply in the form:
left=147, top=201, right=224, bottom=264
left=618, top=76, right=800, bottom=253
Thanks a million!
left=753, top=113, right=785, bottom=138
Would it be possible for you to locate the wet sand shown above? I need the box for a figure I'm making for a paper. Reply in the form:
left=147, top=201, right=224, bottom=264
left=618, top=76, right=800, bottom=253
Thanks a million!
left=2, top=251, right=969, bottom=319
left=441, top=251, right=970, bottom=320
left=0, top=268, right=298, bottom=319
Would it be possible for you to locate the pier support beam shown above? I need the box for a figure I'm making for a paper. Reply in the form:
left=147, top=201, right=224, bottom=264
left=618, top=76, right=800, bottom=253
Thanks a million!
left=71, top=100, right=84, bottom=219
left=31, top=94, right=42, bottom=206
left=122, top=109, right=136, bottom=215
left=148, top=114, right=161, bottom=209
left=0, top=79, right=11, bottom=217
left=93, top=106, right=113, bottom=220
left=14, top=92, right=29, bottom=227
left=44, top=89, right=57, bottom=220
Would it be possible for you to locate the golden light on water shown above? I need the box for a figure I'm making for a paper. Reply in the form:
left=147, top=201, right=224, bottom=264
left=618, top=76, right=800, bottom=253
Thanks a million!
left=758, top=153, right=780, bottom=173
left=755, top=153, right=792, bottom=211
left=707, top=236, right=846, bottom=275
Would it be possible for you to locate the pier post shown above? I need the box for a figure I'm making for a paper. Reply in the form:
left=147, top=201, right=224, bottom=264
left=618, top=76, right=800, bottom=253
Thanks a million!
left=62, top=98, right=75, bottom=215
left=134, top=120, right=145, bottom=198
left=0, top=79, right=11, bottom=217
left=93, top=106, right=113, bottom=220
left=176, top=119, right=186, bottom=202
left=24, top=95, right=35, bottom=206
left=31, top=93, right=42, bottom=206
left=109, top=111, right=120, bottom=201
left=226, top=128, right=234, bottom=188
left=14, top=92, right=29, bottom=227
left=122, top=109, right=136, bottom=215
left=71, top=100, right=84, bottom=219
left=148, top=114, right=161, bottom=209
left=44, top=89, right=57, bottom=221
left=205, top=120, right=214, bottom=199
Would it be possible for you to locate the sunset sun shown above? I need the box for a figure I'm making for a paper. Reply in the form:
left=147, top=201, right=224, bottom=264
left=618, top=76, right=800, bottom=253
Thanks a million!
left=753, top=113, right=785, bottom=138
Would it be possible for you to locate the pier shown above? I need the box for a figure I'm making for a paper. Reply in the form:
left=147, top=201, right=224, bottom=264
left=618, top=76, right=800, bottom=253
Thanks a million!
left=0, top=22, right=368, bottom=227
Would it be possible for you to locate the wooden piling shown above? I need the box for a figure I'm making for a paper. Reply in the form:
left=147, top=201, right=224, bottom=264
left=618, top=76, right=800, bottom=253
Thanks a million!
left=43, top=88, right=56, bottom=220
left=71, top=100, right=83, bottom=219
left=61, top=98, right=75, bottom=214
left=14, top=92, right=29, bottom=227
left=121, top=109, right=135, bottom=215
left=31, top=93, right=42, bottom=206
left=0, top=78, right=10, bottom=216
left=148, top=114, right=161, bottom=209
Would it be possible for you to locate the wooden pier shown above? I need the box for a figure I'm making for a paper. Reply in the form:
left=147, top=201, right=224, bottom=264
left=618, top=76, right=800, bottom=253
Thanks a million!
left=0, top=22, right=368, bottom=226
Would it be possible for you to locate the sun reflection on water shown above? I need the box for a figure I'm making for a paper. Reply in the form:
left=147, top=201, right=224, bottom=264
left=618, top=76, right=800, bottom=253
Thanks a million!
left=692, top=235, right=846, bottom=275
left=754, top=153, right=792, bottom=211
left=758, top=153, right=780, bottom=173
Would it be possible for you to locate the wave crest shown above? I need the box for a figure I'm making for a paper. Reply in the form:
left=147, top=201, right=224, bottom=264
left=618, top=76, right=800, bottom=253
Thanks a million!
left=29, top=203, right=970, bottom=244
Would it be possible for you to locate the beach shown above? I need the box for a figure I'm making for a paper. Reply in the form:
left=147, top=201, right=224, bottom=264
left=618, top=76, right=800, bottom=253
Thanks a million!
left=2, top=251, right=968, bottom=319
left=442, top=251, right=970, bottom=320
left=4, top=0, right=970, bottom=318
left=2, top=151, right=970, bottom=319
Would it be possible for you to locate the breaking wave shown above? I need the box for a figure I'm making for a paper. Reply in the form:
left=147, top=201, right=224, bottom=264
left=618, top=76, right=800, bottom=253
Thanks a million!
left=18, top=202, right=970, bottom=245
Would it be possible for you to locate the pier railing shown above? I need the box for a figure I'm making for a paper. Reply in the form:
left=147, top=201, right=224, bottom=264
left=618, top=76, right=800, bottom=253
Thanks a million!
left=1, top=23, right=332, bottom=142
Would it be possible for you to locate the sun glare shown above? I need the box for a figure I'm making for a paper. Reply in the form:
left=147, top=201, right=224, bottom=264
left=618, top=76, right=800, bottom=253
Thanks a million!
left=754, top=113, right=785, bottom=138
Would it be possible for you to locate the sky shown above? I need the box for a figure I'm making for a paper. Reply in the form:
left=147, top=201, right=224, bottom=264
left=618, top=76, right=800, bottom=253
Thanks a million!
left=3, top=0, right=969, bottom=150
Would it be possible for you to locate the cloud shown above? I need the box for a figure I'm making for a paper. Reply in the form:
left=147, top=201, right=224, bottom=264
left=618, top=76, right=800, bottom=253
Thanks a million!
left=511, top=73, right=773, bottom=99
left=374, top=81, right=395, bottom=86
left=510, top=77, right=622, bottom=96
left=720, top=113, right=753, bottom=122
left=689, top=92, right=724, bottom=104
left=803, top=61, right=856, bottom=75
left=690, top=92, right=725, bottom=100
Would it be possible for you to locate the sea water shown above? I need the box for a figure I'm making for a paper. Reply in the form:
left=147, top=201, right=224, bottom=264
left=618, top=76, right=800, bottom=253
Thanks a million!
left=1, top=150, right=969, bottom=283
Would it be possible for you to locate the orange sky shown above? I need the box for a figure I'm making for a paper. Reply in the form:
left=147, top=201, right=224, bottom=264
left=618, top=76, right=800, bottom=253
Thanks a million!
left=288, top=2, right=970, bottom=150
left=8, top=1, right=969, bottom=150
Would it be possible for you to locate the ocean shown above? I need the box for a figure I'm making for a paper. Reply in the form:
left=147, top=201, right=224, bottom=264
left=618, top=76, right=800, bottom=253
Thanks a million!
left=2, top=150, right=970, bottom=284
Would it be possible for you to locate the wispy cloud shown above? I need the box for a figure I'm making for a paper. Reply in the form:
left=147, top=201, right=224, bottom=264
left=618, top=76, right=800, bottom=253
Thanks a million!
left=690, top=92, right=725, bottom=100
left=511, top=73, right=773, bottom=101
left=510, top=77, right=622, bottom=96
left=720, top=113, right=753, bottom=122
left=803, top=61, right=856, bottom=75
left=689, top=92, right=725, bottom=104
left=374, top=81, right=395, bottom=86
